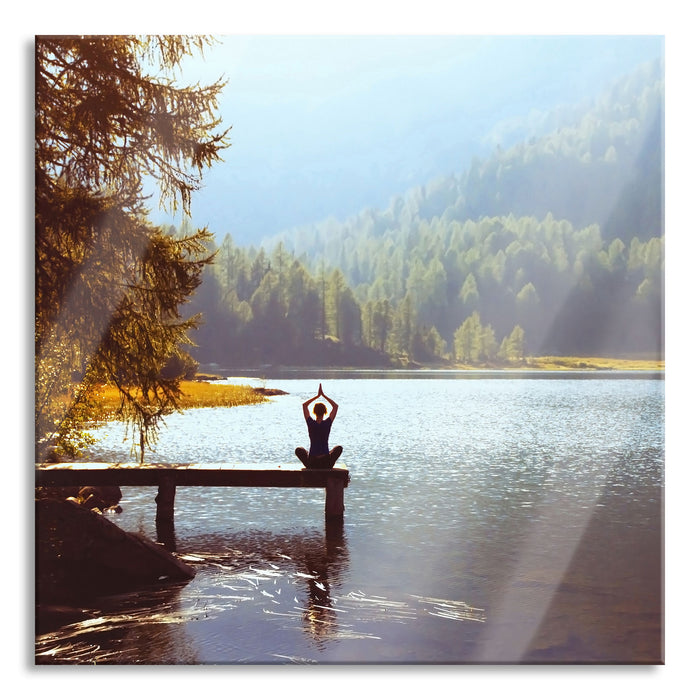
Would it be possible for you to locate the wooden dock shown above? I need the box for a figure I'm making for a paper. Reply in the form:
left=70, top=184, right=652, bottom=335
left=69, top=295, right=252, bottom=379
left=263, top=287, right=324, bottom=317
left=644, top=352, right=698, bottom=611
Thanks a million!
left=35, top=462, right=350, bottom=523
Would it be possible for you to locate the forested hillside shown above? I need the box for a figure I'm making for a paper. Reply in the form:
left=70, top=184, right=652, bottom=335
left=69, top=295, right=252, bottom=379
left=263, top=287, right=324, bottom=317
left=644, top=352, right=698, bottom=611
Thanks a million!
left=185, top=59, right=664, bottom=369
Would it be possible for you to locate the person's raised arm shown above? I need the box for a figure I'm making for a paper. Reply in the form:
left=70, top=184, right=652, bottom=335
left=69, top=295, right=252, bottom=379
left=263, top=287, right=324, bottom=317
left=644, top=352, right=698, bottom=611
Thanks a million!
left=301, top=395, right=314, bottom=420
left=302, top=385, right=323, bottom=420
left=321, top=389, right=339, bottom=422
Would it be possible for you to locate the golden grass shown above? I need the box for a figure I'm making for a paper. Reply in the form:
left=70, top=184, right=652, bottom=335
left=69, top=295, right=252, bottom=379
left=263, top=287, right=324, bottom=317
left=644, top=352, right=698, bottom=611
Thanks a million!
left=526, top=356, right=665, bottom=371
left=448, top=356, right=664, bottom=372
left=87, top=380, right=268, bottom=419
left=177, top=380, right=268, bottom=409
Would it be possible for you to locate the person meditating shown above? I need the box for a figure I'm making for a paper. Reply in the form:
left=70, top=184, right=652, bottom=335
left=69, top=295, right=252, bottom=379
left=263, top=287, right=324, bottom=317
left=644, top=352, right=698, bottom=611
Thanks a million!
left=295, top=383, right=343, bottom=469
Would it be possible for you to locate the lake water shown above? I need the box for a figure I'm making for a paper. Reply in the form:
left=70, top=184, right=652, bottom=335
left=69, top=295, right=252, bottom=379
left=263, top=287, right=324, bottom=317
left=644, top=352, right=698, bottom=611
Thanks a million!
left=35, top=372, right=664, bottom=664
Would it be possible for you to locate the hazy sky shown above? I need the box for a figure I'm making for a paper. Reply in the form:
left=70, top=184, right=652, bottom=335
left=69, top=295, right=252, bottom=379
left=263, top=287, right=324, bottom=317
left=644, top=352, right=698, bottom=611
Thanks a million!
left=159, top=35, right=664, bottom=243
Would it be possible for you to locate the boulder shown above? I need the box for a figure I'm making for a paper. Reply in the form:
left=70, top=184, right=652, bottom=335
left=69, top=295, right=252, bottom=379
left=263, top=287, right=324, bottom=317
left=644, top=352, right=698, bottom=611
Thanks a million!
left=35, top=498, right=195, bottom=607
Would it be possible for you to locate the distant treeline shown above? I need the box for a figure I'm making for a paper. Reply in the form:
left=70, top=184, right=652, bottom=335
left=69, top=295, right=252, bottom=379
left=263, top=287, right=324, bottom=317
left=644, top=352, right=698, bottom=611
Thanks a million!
left=186, top=59, right=664, bottom=368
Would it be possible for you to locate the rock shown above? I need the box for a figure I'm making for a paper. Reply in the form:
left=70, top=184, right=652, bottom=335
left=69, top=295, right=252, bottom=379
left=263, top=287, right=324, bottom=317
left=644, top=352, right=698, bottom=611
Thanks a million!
left=252, top=387, right=288, bottom=396
left=35, top=499, right=195, bottom=607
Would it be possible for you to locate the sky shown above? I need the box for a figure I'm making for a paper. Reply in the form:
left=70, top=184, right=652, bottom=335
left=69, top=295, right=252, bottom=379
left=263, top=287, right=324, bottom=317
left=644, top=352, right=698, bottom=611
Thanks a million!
left=9, top=5, right=700, bottom=694
left=158, top=35, right=664, bottom=244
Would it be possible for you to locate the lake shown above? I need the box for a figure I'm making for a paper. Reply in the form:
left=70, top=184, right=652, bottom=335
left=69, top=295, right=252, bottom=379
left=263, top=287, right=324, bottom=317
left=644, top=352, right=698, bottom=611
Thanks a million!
left=35, top=371, right=664, bottom=664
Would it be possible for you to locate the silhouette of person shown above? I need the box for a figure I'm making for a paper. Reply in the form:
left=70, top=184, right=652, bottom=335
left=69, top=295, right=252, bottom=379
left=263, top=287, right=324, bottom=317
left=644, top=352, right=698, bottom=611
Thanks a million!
left=295, top=383, right=343, bottom=469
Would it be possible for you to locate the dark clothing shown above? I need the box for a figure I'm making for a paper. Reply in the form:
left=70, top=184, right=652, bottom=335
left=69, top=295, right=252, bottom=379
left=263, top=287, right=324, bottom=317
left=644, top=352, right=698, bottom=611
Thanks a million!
left=295, top=445, right=343, bottom=470
left=306, top=415, right=333, bottom=457
left=296, top=411, right=342, bottom=469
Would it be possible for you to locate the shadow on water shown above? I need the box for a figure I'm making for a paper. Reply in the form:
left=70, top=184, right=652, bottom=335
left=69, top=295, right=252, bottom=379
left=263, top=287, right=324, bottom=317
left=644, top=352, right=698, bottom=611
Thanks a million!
left=36, top=520, right=351, bottom=663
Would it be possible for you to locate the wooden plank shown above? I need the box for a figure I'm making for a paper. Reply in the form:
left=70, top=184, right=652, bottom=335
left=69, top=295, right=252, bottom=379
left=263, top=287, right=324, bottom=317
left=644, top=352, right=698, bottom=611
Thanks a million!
left=37, top=462, right=350, bottom=526
left=35, top=463, right=349, bottom=489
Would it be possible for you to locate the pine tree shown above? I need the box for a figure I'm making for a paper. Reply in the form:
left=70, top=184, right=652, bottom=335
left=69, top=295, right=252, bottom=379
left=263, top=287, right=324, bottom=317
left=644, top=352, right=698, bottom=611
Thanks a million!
left=35, top=35, right=229, bottom=460
left=498, top=325, right=526, bottom=363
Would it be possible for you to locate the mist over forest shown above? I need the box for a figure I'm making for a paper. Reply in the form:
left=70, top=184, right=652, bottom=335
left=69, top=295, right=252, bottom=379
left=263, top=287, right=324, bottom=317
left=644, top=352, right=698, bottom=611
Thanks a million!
left=183, top=50, right=664, bottom=369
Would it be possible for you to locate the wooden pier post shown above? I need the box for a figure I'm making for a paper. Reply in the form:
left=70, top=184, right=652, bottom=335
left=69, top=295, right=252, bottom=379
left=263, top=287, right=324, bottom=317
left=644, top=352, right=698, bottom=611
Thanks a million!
left=325, top=474, right=345, bottom=520
left=155, top=476, right=176, bottom=525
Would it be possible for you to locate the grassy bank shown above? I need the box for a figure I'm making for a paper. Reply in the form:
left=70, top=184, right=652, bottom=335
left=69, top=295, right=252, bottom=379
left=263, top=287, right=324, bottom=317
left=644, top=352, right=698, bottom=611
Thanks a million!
left=87, top=380, right=271, bottom=421
left=420, top=355, right=664, bottom=372
left=520, top=356, right=664, bottom=371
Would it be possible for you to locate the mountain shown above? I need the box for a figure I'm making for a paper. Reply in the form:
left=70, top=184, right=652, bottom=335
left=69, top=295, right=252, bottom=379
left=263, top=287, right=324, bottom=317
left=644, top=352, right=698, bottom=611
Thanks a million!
left=268, top=58, right=664, bottom=259
left=180, top=46, right=664, bottom=367
left=155, top=35, right=664, bottom=246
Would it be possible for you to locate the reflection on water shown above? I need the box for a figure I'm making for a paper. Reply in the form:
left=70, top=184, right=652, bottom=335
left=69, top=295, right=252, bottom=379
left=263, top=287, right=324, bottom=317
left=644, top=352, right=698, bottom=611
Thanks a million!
left=186, top=521, right=352, bottom=652
left=299, top=520, right=346, bottom=645
left=36, top=515, right=489, bottom=664
left=35, top=584, right=197, bottom=664
left=37, top=375, right=663, bottom=664
left=36, top=521, right=351, bottom=663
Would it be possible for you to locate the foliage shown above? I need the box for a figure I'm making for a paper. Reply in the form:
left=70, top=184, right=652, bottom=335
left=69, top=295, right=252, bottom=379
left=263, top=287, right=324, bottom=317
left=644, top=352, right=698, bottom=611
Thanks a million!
left=35, top=35, right=229, bottom=460
left=191, top=59, right=661, bottom=368
left=186, top=214, right=663, bottom=369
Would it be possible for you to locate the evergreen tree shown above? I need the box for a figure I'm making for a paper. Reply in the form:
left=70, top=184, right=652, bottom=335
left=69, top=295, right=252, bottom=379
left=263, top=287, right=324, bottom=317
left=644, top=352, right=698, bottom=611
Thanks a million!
left=498, top=325, right=526, bottom=362
left=35, top=35, right=229, bottom=460
left=454, top=312, right=482, bottom=364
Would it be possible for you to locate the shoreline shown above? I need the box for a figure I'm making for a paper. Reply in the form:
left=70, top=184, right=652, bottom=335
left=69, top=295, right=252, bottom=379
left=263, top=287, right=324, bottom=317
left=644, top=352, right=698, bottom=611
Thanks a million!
left=201, top=355, right=665, bottom=378
left=84, top=357, right=664, bottom=421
